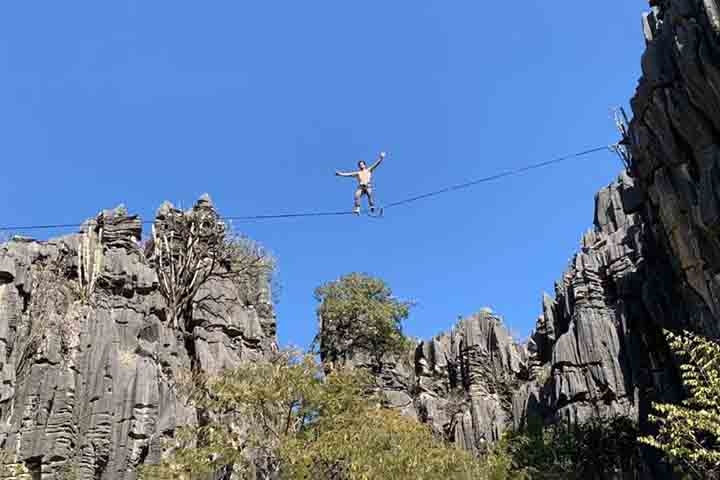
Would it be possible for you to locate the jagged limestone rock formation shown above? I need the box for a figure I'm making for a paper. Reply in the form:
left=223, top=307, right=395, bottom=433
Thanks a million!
left=520, top=173, right=682, bottom=430
left=518, top=0, right=720, bottom=433
left=631, top=0, right=720, bottom=338
left=5, top=2, right=720, bottom=478
left=414, top=312, right=527, bottom=454
left=0, top=198, right=276, bottom=479
left=327, top=310, right=528, bottom=455
left=336, top=4, right=720, bottom=477
left=335, top=152, right=676, bottom=478
left=323, top=173, right=676, bottom=478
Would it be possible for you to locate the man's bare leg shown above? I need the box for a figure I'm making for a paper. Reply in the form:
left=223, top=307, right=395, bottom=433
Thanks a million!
left=365, top=186, right=375, bottom=212
left=353, top=187, right=362, bottom=215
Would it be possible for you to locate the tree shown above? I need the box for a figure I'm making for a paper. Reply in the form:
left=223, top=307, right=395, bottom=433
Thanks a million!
left=313, top=273, right=412, bottom=370
left=146, top=196, right=273, bottom=331
left=141, top=350, right=318, bottom=479
left=639, top=330, right=720, bottom=479
left=280, top=403, right=510, bottom=480
left=140, top=351, right=513, bottom=480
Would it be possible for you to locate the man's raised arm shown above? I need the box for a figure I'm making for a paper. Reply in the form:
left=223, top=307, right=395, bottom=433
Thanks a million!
left=369, top=151, right=387, bottom=171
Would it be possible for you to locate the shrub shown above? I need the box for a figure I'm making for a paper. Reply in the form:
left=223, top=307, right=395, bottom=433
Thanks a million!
left=639, top=330, right=720, bottom=479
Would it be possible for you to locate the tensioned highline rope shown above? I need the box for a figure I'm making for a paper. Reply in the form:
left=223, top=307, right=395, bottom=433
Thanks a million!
left=381, top=145, right=611, bottom=210
left=0, top=144, right=614, bottom=232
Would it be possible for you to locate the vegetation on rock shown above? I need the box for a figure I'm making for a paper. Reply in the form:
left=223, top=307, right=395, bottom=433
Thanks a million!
left=639, top=330, right=720, bottom=479
left=141, top=350, right=516, bottom=480
left=146, top=198, right=274, bottom=331
left=313, top=272, right=412, bottom=369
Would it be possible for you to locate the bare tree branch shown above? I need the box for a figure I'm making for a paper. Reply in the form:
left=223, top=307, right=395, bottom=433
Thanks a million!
left=147, top=197, right=275, bottom=332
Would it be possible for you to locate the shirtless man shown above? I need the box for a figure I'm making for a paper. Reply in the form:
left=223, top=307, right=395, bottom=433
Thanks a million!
left=336, top=152, right=387, bottom=214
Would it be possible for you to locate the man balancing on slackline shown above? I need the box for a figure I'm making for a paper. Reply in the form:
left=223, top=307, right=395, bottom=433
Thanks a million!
left=335, top=151, right=387, bottom=215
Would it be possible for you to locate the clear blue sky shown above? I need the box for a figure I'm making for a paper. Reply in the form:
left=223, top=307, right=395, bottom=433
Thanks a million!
left=0, top=1, right=648, bottom=348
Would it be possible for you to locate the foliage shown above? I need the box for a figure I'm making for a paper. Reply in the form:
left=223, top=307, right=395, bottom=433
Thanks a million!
left=140, top=425, right=245, bottom=480
left=313, top=273, right=412, bottom=369
left=533, top=365, right=552, bottom=386
left=141, top=350, right=511, bottom=480
left=281, top=406, right=506, bottom=480
left=0, top=450, right=80, bottom=480
left=146, top=200, right=274, bottom=331
left=0, top=449, right=28, bottom=477
left=503, top=415, right=641, bottom=479
left=639, top=330, right=720, bottom=479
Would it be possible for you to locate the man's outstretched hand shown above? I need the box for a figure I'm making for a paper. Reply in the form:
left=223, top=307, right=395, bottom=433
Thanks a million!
left=380, top=151, right=387, bottom=158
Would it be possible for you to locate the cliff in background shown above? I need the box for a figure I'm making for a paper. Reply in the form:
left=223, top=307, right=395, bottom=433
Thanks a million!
left=340, top=1, right=720, bottom=477
left=0, top=198, right=277, bottom=479
left=4, top=1, right=720, bottom=478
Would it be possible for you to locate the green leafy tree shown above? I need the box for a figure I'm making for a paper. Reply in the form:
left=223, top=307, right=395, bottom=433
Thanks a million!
left=281, top=405, right=509, bottom=480
left=639, top=330, right=720, bottom=479
left=313, top=273, right=412, bottom=369
left=141, top=350, right=515, bottom=480
left=141, top=350, right=318, bottom=480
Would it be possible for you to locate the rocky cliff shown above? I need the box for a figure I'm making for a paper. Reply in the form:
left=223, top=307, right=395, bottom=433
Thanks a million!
left=0, top=198, right=276, bottom=479
left=344, top=1, right=720, bottom=476
left=5, top=2, right=720, bottom=478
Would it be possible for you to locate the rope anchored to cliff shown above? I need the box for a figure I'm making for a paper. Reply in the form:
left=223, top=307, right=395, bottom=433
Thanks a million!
left=380, top=145, right=613, bottom=211
left=0, top=144, right=616, bottom=232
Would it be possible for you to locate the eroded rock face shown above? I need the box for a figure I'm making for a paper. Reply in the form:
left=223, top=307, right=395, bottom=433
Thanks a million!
left=337, top=311, right=528, bottom=455
left=388, top=173, right=680, bottom=447
left=6, top=2, right=720, bottom=478
left=630, top=0, right=720, bottom=338
left=325, top=171, right=695, bottom=477
left=353, top=4, right=720, bottom=476
left=413, top=312, right=527, bottom=454
left=353, top=154, right=681, bottom=477
left=0, top=199, right=276, bottom=479
left=520, top=173, right=683, bottom=430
